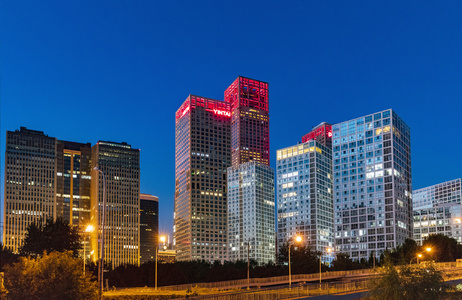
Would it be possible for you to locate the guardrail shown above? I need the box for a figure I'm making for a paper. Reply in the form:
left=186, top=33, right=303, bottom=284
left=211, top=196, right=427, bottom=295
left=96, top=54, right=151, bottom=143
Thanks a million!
left=158, top=261, right=462, bottom=292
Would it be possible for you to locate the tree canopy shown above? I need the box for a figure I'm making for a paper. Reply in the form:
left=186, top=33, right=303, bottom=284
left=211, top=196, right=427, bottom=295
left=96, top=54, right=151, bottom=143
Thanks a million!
left=3, top=251, right=98, bottom=300
left=20, top=218, right=82, bottom=257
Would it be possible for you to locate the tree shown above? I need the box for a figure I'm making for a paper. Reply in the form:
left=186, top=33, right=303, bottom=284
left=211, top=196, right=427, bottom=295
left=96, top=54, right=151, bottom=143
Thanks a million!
left=20, top=218, right=82, bottom=257
left=0, top=243, right=19, bottom=271
left=3, top=251, right=98, bottom=300
left=277, top=242, right=320, bottom=274
left=422, top=234, right=462, bottom=262
left=368, top=260, right=451, bottom=300
left=331, top=253, right=366, bottom=271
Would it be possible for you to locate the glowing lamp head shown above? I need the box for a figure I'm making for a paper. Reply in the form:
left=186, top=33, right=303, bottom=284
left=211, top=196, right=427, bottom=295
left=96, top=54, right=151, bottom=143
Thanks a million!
left=295, top=236, right=302, bottom=243
left=418, top=254, right=422, bottom=258
left=426, top=247, right=431, bottom=252
left=327, top=247, right=332, bottom=253
left=160, top=236, right=166, bottom=243
left=85, top=225, right=94, bottom=233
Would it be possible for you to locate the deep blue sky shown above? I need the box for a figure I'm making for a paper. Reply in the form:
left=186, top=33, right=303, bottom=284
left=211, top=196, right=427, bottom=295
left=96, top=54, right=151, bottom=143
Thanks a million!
left=1, top=1, right=461, bottom=238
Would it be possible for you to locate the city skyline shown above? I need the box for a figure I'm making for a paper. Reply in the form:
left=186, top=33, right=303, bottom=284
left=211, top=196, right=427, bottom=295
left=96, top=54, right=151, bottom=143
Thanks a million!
left=2, top=1, right=461, bottom=237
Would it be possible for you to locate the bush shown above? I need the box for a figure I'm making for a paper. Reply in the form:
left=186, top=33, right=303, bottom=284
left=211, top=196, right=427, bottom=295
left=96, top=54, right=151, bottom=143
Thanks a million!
left=3, top=251, right=98, bottom=300
left=368, top=262, right=451, bottom=300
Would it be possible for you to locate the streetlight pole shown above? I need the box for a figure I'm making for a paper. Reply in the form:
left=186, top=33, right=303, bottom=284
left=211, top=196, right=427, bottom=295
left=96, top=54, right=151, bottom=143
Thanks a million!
left=288, top=236, right=302, bottom=289
left=83, top=225, right=94, bottom=276
left=94, top=166, right=106, bottom=299
left=320, top=248, right=332, bottom=284
left=247, top=241, right=250, bottom=290
left=155, top=236, right=166, bottom=291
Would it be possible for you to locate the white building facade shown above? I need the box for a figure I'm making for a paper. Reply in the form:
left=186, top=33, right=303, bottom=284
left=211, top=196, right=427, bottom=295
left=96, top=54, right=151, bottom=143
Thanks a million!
left=413, top=178, right=462, bottom=245
left=276, top=140, right=334, bottom=263
left=227, top=161, right=275, bottom=264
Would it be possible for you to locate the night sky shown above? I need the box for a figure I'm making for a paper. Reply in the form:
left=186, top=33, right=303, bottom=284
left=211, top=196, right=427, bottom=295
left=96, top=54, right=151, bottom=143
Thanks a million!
left=1, top=1, right=461, bottom=238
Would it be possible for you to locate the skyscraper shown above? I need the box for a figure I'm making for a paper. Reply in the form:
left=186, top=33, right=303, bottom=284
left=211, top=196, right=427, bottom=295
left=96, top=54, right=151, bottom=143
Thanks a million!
left=225, top=76, right=269, bottom=166
left=332, top=109, right=412, bottom=259
left=228, top=161, right=275, bottom=263
left=413, top=179, right=462, bottom=245
left=140, top=193, right=159, bottom=264
left=225, top=76, right=275, bottom=263
left=276, top=139, right=334, bottom=263
left=3, top=127, right=57, bottom=252
left=90, top=141, right=140, bottom=267
left=174, top=95, right=231, bottom=262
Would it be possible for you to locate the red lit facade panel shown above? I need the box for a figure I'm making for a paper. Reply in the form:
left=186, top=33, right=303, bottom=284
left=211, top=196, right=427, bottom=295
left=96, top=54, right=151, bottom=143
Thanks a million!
left=225, top=76, right=270, bottom=166
left=301, top=123, right=332, bottom=148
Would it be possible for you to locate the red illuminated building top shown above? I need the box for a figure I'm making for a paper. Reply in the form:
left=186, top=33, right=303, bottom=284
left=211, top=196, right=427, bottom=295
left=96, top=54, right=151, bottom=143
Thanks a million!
left=302, top=123, right=332, bottom=147
left=224, top=76, right=268, bottom=112
left=175, top=95, right=231, bottom=121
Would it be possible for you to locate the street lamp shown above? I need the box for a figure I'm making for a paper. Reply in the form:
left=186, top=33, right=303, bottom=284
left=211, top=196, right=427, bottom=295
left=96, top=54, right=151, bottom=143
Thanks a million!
left=410, top=247, right=432, bottom=265
left=288, top=235, right=302, bottom=289
left=320, top=247, right=332, bottom=283
left=83, top=224, right=95, bottom=276
left=93, top=166, right=106, bottom=299
left=155, top=235, right=166, bottom=291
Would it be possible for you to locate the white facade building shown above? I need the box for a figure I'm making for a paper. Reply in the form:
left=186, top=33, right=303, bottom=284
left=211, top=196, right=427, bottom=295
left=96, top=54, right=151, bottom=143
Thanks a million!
left=276, top=140, right=334, bottom=263
left=227, top=161, right=275, bottom=264
left=413, top=179, right=462, bottom=245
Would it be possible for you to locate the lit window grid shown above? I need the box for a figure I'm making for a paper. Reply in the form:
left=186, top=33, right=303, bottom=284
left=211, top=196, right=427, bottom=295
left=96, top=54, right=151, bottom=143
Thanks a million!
left=90, top=142, right=140, bottom=268
left=413, top=179, right=461, bottom=210
left=413, top=204, right=462, bottom=244
left=332, top=109, right=412, bottom=259
left=3, top=129, right=57, bottom=253
left=174, top=97, right=231, bottom=263
left=412, top=179, right=462, bottom=244
left=276, top=140, right=334, bottom=263
left=228, top=162, right=275, bottom=264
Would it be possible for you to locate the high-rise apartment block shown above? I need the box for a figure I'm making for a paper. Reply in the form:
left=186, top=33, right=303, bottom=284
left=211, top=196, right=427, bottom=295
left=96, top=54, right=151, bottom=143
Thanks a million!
left=332, top=109, right=412, bottom=259
left=174, top=95, right=231, bottom=262
left=276, top=139, right=334, bottom=262
left=140, top=193, right=159, bottom=264
left=413, top=179, right=462, bottom=245
left=228, top=161, right=275, bottom=264
left=90, top=141, right=140, bottom=267
left=3, top=127, right=57, bottom=252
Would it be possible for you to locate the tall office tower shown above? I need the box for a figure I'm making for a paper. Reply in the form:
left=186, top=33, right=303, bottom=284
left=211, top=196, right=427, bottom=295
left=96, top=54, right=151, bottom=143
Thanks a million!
left=3, top=127, right=57, bottom=252
left=90, top=141, right=140, bottom=267
left=56, top=140, right=92, bottom=228
left=228, top=161, right=275, bottom=264
left=276, top=140, right=334, bottom=263
left=301, top=122, right=333, bottom=148
left=174, top=95, right=231, bottom=262
left=332, top=109, right=412, bottom=260
left=225, top=76, right=269, bottom=166
left=413, top=179, right=462, bottom=245
left=140, top=193, right=159, bottom=264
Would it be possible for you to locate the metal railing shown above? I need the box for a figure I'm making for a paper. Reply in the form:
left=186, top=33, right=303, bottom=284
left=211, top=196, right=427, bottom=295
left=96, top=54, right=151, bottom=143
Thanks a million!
left=158, top=261, right=462, bottom=291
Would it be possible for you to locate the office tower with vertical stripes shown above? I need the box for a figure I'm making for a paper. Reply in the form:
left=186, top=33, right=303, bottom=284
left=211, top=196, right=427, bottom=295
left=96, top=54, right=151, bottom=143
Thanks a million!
left=174, top=95, right=231, bottom=262
left=140, top=193, right=159, bottom=264
left=3, top=127, right=57, bottom=252
left=90, top=141, right=141, bottom=267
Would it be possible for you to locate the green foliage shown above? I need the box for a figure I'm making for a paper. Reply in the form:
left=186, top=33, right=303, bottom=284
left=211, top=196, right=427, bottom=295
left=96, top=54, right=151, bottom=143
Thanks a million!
left=331, top=253, right=367, bottom=271
left=277, top=242, right=321, bottom=274
left=0, top=243, right=20, bottom=271
left=368, top=260, right=451, bottom=300
left=20, top=218, right=82, bottom=258
left=422, top=234, right=462, bottom=262
left=3, top=251, right=98, bottom=300
left=382, top=239, right=418, bottom=265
